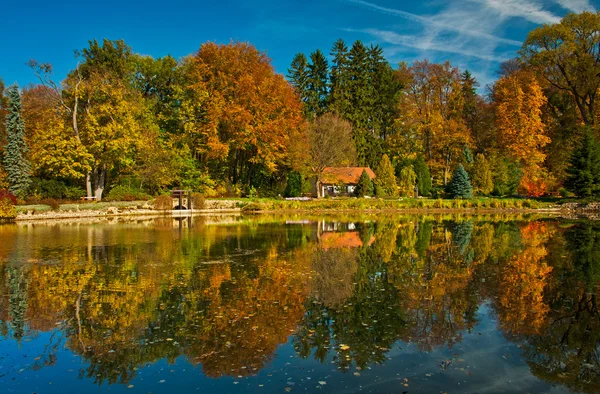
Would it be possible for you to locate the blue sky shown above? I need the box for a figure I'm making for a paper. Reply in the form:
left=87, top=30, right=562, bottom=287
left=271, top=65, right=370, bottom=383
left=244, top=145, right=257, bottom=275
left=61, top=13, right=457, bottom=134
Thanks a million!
left=1, top=0, right=597, bottom=90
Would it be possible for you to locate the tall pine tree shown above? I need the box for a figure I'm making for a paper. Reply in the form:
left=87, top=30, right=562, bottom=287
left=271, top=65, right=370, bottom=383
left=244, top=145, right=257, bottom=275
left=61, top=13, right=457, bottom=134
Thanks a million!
left=307, top=50, right=329, bottom=118
left=565, top=128, right=600, bottom=197
left=329, top=39, right=351, bottom=115
left=288, top=53, right=310, bottom=115
left=3, top=85, right=31, bottom=197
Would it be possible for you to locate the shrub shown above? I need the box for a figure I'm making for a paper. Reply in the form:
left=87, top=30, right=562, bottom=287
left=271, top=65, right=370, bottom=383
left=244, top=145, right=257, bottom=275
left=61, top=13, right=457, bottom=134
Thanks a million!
left=64, top=186, right=86, bottom=200
left=41, top=198, right=60, bottom=211
left=191, top=193, right=205, bottom=210
left=355, top=170, right=374, bottom=197
left=0, top=190, right=17, bottom=219
left=28, top=178, right=67, bottom=199
left=0, top=189, right=17, bottom=205
left=153, top=195, right=173, bottom=211
left=413, top=154, right=432, bottom=196
left=105, top=185, right=151, bottom=202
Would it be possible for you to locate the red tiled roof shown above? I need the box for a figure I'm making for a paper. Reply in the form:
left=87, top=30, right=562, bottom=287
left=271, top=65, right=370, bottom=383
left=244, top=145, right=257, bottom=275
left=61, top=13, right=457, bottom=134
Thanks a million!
left=321, top=167, right=375, bottom=184
left=321, top=232, right=376, bottom=249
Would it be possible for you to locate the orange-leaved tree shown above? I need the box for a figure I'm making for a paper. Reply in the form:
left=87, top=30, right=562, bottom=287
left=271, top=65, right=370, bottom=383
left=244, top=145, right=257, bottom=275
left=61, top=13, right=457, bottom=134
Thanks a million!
left=494, top=71, right=550, bottom=196
left=180, top=42, right=307, bottom=188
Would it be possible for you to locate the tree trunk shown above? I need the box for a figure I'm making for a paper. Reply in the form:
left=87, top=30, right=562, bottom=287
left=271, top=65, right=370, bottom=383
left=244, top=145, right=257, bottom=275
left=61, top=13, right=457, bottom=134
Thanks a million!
left=85, top=173, right=92, bottom=198
left=93, top=166, right=106, bottom=201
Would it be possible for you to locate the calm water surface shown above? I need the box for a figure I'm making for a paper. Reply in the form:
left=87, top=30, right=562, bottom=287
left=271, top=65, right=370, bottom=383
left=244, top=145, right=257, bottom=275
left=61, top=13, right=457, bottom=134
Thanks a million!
left=0, top=215, right=598, bottom=393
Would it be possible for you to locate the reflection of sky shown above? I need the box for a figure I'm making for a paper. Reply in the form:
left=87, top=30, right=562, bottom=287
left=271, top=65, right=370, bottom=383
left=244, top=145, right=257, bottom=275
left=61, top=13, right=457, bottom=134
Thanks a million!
left=0, top=303, right=570, bottom=393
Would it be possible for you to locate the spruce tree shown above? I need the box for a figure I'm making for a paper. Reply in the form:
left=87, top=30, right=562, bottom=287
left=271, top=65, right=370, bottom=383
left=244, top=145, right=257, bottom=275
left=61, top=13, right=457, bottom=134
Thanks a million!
left=373, top=154, right=397, bottom=197
left=355, top=169, right=373, bottom=197
left=447, top=164, right=473, bottom=199
left=413, top=155, right=432, bottom=196
left=329, top=39, right=351, bottom=115
left=565, top=128, right=600, bottom=197
left=3, top=85, right=31, bottom=198
left=287, top=53, right=310, bottom=114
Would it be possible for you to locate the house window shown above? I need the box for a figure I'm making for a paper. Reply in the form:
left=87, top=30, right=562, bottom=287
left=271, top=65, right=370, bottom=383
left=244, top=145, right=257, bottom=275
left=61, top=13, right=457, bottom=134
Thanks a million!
left=347, top=185, right=355, bottom=194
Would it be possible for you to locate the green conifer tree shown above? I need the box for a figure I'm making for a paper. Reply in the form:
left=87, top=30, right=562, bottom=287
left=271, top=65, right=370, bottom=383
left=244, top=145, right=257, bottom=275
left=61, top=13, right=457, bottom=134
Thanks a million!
left=447, top=164, right=473, bottom=199
left=373, top=154, right=397, bottom=197
left=565, top=128, right=600, bottom=197
left=287, top=53, right=310, bottom=114
left=413, top=155, right=432, bottom=196
left=307, top=50, right=329, bottom=118
left=355, top=169, right=374, bottom=197
left=284, top=171, right=303, bottom=197
left=3, top=85, right=31, bottom=198
left=471, top=154, right=493, bottom=195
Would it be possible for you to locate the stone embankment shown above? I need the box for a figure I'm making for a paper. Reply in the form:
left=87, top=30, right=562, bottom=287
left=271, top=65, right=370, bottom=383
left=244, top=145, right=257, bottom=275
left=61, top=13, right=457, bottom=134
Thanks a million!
left=15, top=200, right=243, bottom=221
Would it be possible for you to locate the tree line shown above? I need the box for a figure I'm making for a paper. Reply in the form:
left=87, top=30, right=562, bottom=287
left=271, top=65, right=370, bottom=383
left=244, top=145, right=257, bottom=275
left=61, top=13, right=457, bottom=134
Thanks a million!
left=2, top=11, right=600, bottom=201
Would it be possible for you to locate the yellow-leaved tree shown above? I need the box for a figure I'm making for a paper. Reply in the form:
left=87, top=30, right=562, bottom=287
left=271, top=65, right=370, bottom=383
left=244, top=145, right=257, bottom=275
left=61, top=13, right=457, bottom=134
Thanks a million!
left=494, top=71, right=550, bottom=196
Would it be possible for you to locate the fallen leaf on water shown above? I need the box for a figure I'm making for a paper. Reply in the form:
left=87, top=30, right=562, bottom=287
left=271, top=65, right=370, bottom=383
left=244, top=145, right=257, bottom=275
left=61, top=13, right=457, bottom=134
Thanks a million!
left=318, top=381, right=327, bottom=385
left=339, top=344, right=350, bottom=351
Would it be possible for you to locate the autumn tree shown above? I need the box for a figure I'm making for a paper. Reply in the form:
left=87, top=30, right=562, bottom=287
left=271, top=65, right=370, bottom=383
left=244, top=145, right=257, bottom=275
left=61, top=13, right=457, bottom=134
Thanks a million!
left=3, top=85, right=31, bottom=197
left=180, top=42, right=306, bottom=190
left=395, top=60, right=471, bottom=186
left=373, top=154, right=397, bottom=197
left=398, top=166, right=416, bottom=197
left=308, top=113, right=356, bottom=197
left=471, top=154, right=493, bottom=195
left=494, top=71, right=550, bottom=195
left=520, top=12, right=600, bottom=126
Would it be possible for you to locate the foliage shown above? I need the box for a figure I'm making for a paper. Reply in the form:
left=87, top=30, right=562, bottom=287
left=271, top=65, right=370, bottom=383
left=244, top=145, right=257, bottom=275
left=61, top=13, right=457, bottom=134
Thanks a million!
left=105, top=185, right=151, bottom=202
left=494, top=71, right=549, bottom=195
left=413, top=155, right=432, bottom=196
left=492, top=156, right=522, bottom=197
left=355, top=169, right=374, bottom=197
left=446, top=164, right=473, bottom=199
left=64, top=186, right=86, bottom=200
left=398, top=166, right=417, bottom=197
left=565, top=128, right=600, bottom=197
left=3, top=85, right=31, bottom=197
left=191, top=193, right=205, bottom=209
left=520, top=12, right=600, bottom=126
left=153, top=195, right=172, bottom=211
left=40, top=198, right=60, bottom=210
left=373, top=154, right=397, bottom=197
left=0, top=189, right=17, bottom=218
left=28, top=178, right=67, bottom=199
left=471, top=154, right=493, bottom=196
left=284, top=171, right=303, bottom=198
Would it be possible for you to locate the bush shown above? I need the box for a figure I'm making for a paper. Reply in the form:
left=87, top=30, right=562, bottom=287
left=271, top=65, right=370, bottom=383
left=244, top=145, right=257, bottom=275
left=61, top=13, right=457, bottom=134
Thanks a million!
left=191, top=193, right=205, bottom=209
left=64, top=186, right=86, bottom=200
left=28, top=178, right=67, bottom=199
left=41, top=198, right=60, bottom=210
left=105, top=185, right=151, bottom=202
left=153, top=195, right=173, bottom=211
left=0, top=190, right=17, bottom=219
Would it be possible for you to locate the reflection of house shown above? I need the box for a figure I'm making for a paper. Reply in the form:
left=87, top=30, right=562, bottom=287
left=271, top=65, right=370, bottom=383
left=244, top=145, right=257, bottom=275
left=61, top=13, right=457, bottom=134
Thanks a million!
left=318, top=221, right=376, bottom=249
left=313, top=167, right=375, bottom=197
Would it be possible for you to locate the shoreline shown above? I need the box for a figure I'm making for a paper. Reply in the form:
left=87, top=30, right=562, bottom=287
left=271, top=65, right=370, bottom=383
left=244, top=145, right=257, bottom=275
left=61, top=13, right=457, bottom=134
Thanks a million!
left=3, top=198, right=599, bottom=223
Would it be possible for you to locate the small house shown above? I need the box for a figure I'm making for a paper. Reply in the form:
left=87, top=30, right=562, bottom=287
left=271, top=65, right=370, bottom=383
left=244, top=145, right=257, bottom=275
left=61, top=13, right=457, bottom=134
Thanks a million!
left=313, top=167, right=376, bottom=197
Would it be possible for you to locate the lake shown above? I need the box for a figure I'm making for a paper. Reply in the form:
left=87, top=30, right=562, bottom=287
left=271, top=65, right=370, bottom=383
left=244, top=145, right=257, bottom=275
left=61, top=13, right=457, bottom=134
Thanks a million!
left=0, top=214, right=598, bottom=393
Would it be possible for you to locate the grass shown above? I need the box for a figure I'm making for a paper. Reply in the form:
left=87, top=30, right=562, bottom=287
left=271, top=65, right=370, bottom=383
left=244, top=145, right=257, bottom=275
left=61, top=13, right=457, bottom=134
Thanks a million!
left=240, top=197, right=554, bottom=212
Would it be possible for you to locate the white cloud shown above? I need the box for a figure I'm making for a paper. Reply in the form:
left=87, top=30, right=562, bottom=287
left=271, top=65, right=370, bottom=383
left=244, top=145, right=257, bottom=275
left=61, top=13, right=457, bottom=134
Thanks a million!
left=346, top=0, right=522, bottom=46
left=468, top=0, right=562, bottom=24
left=358, top=28, right=510, bottom=62
left=553, top=0, right=596, bottom=12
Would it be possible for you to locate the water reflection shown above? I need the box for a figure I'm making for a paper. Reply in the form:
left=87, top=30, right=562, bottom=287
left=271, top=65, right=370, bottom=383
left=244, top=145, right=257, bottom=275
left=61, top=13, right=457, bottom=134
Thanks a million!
left=0, top=216, right=599, bottom=392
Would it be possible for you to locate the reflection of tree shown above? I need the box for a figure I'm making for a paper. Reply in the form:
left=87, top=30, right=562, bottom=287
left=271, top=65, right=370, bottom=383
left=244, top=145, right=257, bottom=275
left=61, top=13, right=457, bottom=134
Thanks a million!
left=4, top=217, right=600, bottom=392
left=519, top=221, right=600, bottom=393
left=495, top=222, right=553, bottom=336
left=7, top=265, right=28, bottom=342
